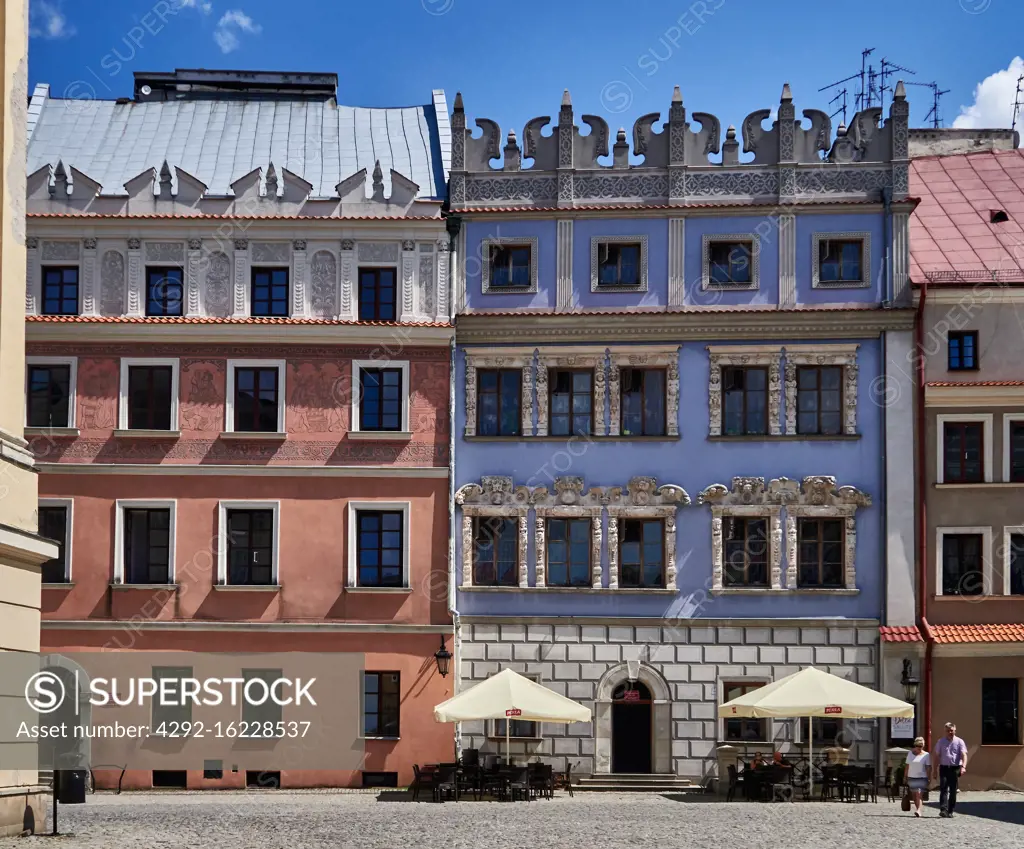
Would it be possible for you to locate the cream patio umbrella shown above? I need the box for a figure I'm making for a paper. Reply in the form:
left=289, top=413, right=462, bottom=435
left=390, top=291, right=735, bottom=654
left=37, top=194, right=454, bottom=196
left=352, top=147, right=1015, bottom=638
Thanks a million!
left=434, top=668, right=591, bottom=765
left=718, top=666, right=914, bottom=796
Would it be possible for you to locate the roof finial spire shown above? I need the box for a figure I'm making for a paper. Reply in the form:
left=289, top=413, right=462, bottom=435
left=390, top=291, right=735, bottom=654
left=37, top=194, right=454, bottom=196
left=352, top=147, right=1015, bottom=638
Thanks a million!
left=672, top=85, right=682, bottom=105
left=372, top=159, right=385, bottom=200
left=781, top=83, right=793, bottom=103
left=561, top=89, right=572, bottom=108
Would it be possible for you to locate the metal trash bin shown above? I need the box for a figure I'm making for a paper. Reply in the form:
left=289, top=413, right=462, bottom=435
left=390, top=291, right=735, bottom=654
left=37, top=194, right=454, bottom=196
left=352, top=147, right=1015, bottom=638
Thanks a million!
left=56, top=770, right=88, bottom=804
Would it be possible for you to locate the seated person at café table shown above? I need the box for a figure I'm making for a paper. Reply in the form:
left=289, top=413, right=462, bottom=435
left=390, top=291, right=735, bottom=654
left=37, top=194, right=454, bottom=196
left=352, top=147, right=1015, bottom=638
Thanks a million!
left=750, top=753, right=766, bottom=769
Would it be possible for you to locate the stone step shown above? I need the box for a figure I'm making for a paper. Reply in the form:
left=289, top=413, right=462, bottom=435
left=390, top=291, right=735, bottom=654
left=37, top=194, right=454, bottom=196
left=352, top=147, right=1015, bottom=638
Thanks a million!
left=576, top=774, right=699, bottom=792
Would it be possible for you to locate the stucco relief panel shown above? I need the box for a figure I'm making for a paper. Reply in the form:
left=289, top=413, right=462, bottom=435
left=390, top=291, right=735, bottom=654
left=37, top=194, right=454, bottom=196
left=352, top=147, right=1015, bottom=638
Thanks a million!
left=74, top=357, right=118, bottom=432
left=179, top=359, right=226, bottom=433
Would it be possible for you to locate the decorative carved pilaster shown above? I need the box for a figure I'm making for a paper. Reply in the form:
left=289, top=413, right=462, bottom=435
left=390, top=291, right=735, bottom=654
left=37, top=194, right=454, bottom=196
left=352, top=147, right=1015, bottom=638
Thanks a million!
left=665, top=514, right=678, bottom=591
left=25, top=238, right=39, bottom=314
left=844, top=516, right=857, bottom=589
left=461, top=513, right=473, bottom=587
left=593, top=354, right=607, bottom=436
left=708, top=347, right=783, bottom=437
left=607, top=516, right=619, bottom=590
left=518, top=514, right=529, bottom=588
left=126, top=239, right=142, bottom=315
left=535, top=364, right=549, bottom=437
left=521, top=357, right=534, bottom=436
left=770, top=509, right=783, bottom=590
left=81, top=239, right=97, bottom=315
left=778, top=214, right=796, bottom=308
left=291, top=240, right=307, bottom=317
left=892, top=212, right=910, bottom=304
left=464, top=363, right=478, bottom=437
left=534, top=516, right=546, bottom=588
left=436, top=240, right=450, bottom=320
left=186, top=240, right=201, bottom=316
left=785, top=513, right=798, bottom=589
left=591, top=514, right=603, bottom=588
left=401, top=241, right=415, bottom=320
left=233, top=240, right=249, bottom=316
left=668, top=218, right=685, bottom=307
left=532, top=480, right=608, bottom=591
left=783, top=345, right=859, bottom=435
left=418, top=244, right=435, bottom=319
left=711, top=513, right=724, bottom=589
left=608, top=361, right=621, bottom=437
left=556, top=220, right=573, bottom=311
left=340, top=240, right=355, bottom=319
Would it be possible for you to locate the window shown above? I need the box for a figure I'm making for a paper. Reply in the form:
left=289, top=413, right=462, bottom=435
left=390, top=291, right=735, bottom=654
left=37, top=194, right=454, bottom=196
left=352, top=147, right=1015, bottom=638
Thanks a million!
left=488, top=244, right=531, bottom=288
left=359, top=368, right=403, bottom=432
left=121, top=506, right=173, bottom=584
left=355, top=511, right=404, bottom=587
left=251, top=268, right=289, bottom=317
left=797, top=518, right=844, bottom=588
left=27, top=364, right=71, bottom=428
left=363, top=672, right=400, bottom=738
left=621, top=368, right=666, bottom=436
left=982, top=679, right=1020, bottom=745
left=596, top=242, right=641, bottom=286
left=942, top=533, right=983, bottom=596
left=41, top=266, right=79, bottom=315
left=1009, top=422, right=1024, bottom=483
left=494, top=675, right=538, bottom=738
left=800, top=717, right=844, bottom=746
left=723, top=682, right=767, bottom=741
left=796, top=366, right=843, bottom=436
left=817, top=239, right=863, bottom=284
left=477, top=369, right=521, bottom=437
left=145, top=267, right=184, bottom=316
left=549, top=369, right=593, bottom=436
left=1010, top=534, right=1024, bottom=596
left=943, top=421, right=984, bottom=484
left=226, top=509, right=275, bottom=585
left=472, top=517, right=519, bottom=586
left=545, top=518, right=591, bottom=587
left=203, top=761, right=223, bottom=780
left=722, top=366, right=767, bottom=436
left=358, top=268, right=397, bottom=321
left=948, top=331, right=978, bottom=371
left=619, top=518, right=664, bottom=588
left=38, top=504, right=70, bottom=583
left=126, top=365, right=174, bottom=430
left=723, top=517, right=768, bottom=588
left=233, top=367, right=281, bottom=432
left=708, top=241, right=753, bottom=285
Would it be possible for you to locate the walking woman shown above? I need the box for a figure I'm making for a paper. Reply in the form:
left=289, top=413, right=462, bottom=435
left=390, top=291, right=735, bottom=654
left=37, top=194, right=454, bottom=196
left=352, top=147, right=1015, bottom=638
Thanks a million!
left=905, top=737, right=931, bottom=817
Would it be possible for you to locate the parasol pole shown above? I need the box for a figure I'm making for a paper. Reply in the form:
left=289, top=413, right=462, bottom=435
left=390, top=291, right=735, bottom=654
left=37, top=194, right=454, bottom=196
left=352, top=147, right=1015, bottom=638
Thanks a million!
left=809, top=715, right=813, bottom=799
left=506, top=719, right=510, bottom=766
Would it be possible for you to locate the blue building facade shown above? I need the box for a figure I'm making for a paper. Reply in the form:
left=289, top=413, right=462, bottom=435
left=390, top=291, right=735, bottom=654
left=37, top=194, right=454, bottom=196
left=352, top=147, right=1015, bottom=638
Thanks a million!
left=448, top=85, right=916, bottom=781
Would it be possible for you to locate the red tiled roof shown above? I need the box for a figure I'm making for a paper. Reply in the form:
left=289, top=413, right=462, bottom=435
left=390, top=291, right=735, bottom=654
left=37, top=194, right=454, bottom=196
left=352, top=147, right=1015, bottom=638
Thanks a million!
left=27, top=315, right=452, bottom=328
left=927, top=380, right=1024, bottom=387
left=930, top=624, right=1024, bottom=644
left=879, top=625, right=924, bottom=643
left=910, top=150, right=1024, bottom=286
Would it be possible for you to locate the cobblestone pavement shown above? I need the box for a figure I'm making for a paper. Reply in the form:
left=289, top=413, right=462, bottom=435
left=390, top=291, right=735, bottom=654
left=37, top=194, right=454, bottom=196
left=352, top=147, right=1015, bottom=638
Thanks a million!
left=6, top=790, right=1022, bottom=848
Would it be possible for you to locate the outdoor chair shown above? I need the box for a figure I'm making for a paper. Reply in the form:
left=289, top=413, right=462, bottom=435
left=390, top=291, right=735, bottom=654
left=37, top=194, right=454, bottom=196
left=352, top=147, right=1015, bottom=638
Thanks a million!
left=431, top=765, right=459, bottom=803
left=843, top=765, right=876, bottom=802
left=506, top=766, right=531, bottom=802
left=528, top=763, right=553, bottom=800
left=460, top=748, right=479, bottom=767
left=726, top=764, right=745, bottom=802
left=411, top=764, right=432, bottom=802
left=554, top=761, right=575, bottom=798
left=457, top=763, right=481, bottom=801
left=768, top=765, right=794, bottom=802
left=819, top=764, right=843, bottom=801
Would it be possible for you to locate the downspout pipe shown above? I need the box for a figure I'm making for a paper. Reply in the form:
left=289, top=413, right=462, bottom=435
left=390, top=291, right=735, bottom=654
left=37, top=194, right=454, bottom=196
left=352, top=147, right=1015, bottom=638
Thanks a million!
left=877, top=187, right=891, bottom=777
left=445, top=212, right=462, bottom=759
left=915, top=275, right=934, bottom=749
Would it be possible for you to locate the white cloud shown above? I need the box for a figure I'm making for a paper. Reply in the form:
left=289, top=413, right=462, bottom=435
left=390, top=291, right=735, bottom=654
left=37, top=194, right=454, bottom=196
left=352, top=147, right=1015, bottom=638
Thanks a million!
left=30, top=1, right=76, bottom=39
left=177, top=0, right=213, bottom=13
left=213, top=9, right=262, bottom=54
left=953, top=57, right=1024, bottom=129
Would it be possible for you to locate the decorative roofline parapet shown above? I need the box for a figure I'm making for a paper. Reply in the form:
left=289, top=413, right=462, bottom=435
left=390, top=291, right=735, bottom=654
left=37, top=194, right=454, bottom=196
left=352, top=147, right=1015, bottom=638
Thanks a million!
left=450, top=82, right=910, bottom=209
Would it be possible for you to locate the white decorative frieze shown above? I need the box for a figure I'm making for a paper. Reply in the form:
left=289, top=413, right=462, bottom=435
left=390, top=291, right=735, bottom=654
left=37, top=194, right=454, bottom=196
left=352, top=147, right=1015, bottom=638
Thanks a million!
left=145, top=241, right=185, bottom=263
left=357, top=241, right=400, bottom=263
left=783, top=344, right=859, bottom=435
left=251, top=242, right=290, bottom=264
left=464, top=348, right=535, bottom=437
left=41, top=240, right=80, bottom=262
left=707, top=346, right=782, bottom=437
left=608, top=346, right=680, bottom=437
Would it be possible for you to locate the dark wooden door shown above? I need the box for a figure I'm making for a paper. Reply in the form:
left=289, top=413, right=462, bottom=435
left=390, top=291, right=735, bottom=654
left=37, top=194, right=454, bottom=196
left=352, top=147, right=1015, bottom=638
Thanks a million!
left=611, top=682, right=652, bottom=774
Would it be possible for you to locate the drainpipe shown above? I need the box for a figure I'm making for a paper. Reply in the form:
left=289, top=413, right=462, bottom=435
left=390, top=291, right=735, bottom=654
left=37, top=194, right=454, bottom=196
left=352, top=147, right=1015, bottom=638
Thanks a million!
left=876, top=187, right=891, bottom=777
left=915, top=276, right=934, bottom=749
left=445, top=213, right=462, bottom=760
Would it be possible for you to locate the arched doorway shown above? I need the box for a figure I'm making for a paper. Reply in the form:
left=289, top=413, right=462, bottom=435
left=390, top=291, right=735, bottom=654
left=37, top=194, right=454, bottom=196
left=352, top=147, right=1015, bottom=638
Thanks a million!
left=611, top=681, right=652, bottom=774
left=595, top=662, right=672, bottom=775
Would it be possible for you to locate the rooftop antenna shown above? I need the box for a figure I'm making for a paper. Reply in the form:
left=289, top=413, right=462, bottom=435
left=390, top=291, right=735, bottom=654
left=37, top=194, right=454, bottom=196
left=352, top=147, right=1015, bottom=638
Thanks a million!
left=859, top=48, right=876, bottom=110
left=1013, top=73, right=1024, bottom=135
left=906, top=81, right=949, bottom=129
left=880, top=58, right=916, bottom=113
left=828, top=88, right=849, bottom=125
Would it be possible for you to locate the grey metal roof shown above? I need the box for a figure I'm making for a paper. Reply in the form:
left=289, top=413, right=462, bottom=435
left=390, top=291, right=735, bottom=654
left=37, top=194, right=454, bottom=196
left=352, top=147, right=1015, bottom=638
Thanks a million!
left=27, top=84, right=451, bottom=200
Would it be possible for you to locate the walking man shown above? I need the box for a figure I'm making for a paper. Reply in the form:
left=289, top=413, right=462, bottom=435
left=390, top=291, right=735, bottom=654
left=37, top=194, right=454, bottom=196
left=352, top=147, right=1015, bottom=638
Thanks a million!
left=931, top=721, right=968, bottom=817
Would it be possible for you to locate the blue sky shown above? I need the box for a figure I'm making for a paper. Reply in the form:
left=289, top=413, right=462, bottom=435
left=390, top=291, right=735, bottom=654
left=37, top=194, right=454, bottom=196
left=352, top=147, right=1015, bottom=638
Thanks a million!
left=28, top=0, right=1024, bottom=139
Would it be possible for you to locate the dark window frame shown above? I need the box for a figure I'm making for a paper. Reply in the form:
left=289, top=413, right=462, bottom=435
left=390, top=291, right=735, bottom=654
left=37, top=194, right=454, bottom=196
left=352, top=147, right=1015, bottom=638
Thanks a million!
left=145, top=266, right=184, bottom=317
left=1009, top=533, right=1024, bottom=596
left=232, top=366, right=281, bottom=433
left=795, top=365, right=844, bottom=436
left=947, top=330, right=979, bottom=371
left=596, top=241, right=642, bottom=287
left=723, top=516, right=769, bottom=588
left=355, top=509, right=405, bottom=588
left=621, top=367, right=667, bottom=436
left=816, top=238, right=864, bottom=284
left=722, top=365, right=768, bottom=436
left=358, top=267, right=398, bottom=322
left=796, top=517, right=845, bottom=589
left=942, top=421, right=984, bottom=484
left=358, top=366, right=404, bottom=432
left=941, top=532, right=984, bottom=596
left=38, top=504, right=69, bottom=584
left=708, top=240, right=754, bottom=285
left=123, top=506, right=172, bottom=585
left=545, top=517, right=592, bottom=588
left=126, top=364, right=174, bottom=431
left=981, top=678, right=1020, bottom=746
left=476, top=368, right=522, bottom=437
left=618, top=517, right=665, bottom=589
left=548, top=368, right=594, bottom=437
left=723, top=682, right=768, bottom=741
left=471, top=516, right=519, bottom=587
left=487, top=244, right=532, bottom=289
left=363, top=671, right=401, bottom=738
left=41, top=266, right=79, bottom=316
left=225, top=508, right=276, bottom=586
left=250, top=267, right=290, bottom=317
left=1010, top=422, right=1024, bottom=483
left=26, top=363, right=72, bottom=429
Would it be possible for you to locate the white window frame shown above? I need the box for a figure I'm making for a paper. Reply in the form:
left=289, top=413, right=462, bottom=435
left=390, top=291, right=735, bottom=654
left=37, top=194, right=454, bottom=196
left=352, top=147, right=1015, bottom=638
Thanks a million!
left=217, top=500, right=281, bottom=586
left=936, top=413, right=993, bottom=484
left=38, top=498, right=74, bottom=583
left=701, top=233, right=761, bottom=291
left=935, top=526, right=994, bottom=597
left=1002, top=525, right=1024, bottom=596
left=1002, top=414, right=1024, bottom=483
left=480, top=236, right=539, bottom=294
left=350, top=359, right=410, bottom=436
left=590, top=235, right=649, bottom=292
left=118, top=357, right=180, bottom=431
left=225, top=359, right=287, bottom=434
left=25, top=356, right=78, bottom=429
left=114, top=499, right=177, bottom=585
left=811, top=231, right=872, bottom=289
left=346, top=501, right=412, bottom=591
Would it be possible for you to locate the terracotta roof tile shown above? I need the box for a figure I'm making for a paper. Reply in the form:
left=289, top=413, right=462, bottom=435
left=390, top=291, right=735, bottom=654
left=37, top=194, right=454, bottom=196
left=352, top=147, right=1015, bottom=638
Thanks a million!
left=927, top=380, right=1024, bottom=387
left=26, top=315, right=452, bottom=328
left=930, top=624, right=1024, bottom=644
left=879, top=625, right=923, bottom=643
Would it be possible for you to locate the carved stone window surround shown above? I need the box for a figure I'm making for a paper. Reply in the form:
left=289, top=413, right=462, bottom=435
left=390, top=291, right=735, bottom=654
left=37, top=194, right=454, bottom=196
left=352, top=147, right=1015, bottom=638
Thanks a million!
left=531, top=477, right=610, bottom=589
left=455, top=477, right=534, bottom=589
left=590, top=234, right=649, bottom=292
left=811, top=231, right=872, bottom=289
left=707, top=345, right=782, bottom=437
left=480, top=236, right=539, bottom=294
left=701, top=233, right=761, bottom=291
left=607, top=346, right=679, bottom=437
left=464, top=348, right=535, bottom=438
left=783, top=344, right=859, bottom=436
left=536, top=348, right=607, bottom=438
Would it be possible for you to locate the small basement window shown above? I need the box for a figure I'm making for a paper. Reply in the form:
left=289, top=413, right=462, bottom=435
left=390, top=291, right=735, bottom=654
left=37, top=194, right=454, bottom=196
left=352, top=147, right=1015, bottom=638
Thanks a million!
left=990, top=209, right=1009, bottom=224
left=152, top=770, right=187, bottom=789
left=361, top=771, right=399, bottom=788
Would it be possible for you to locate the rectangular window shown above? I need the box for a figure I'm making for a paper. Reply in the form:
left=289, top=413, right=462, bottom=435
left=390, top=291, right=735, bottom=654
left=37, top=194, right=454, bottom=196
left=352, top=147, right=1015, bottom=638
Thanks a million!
left=723, top=682, right=767, bottom=741
left=722, top=366, right=767, bottom=436
left=233, top=367, right=280, bottom=432
left=363, top=672, right=400, bottom=738
left=549, top=369, right=593, bottom=437
left=546, top=518, right=591, bottom=587
left=494, top=674, right=539, bottom=738
left=947, top=331, right=978, bottom=371
left=358, top=368, right=403, bottom=431
left=127, top=366, right=173, bottom=430
left=817, top=239, right=863, bottom=284
left=1010, top=422, right=1024, bottom=483
left=943, top=421, right=984, bottom=483
left=356, top=510, right=404, bottom=587
left=146, top=267, right=184, bottom=317
left=1010, top=534, right=1024, bottom=596
left=27, top=364, right=71, bottom=428
left=619, top=518, right=664, bottom=588
left=621, top=368, right=666, bottom=436
left=472, top=517, right=519, bottom=586
left=123, top=508, right=171, bottom=584
left=358, top=268, right=397, bottom=321
left=797, top=518, right=844, bottom=588
left=203, top=761, right=223, bottom=780
left=597, top=242, right=641, bottom=286
left=488, top=244, right=531, bottom=288
left=42, top=266, right=79, bottom=315
left=226, top=509, right=275, bottom=585
left=981, top=678, right=1020, bottom=746
left=708, top=241, right=753, bottom=285
left=723, top=517, right=769, bottom=588
left=38, top=505, right=69, bottom=583
left=251, top=268, right=289, bottom=317
left=941, top=533, right=983, bottom=596
left=477, top=369, right=521, bottom=437
left=800, top=717, right=844, bottom=746
left=796, top=365, right=843, bottom=436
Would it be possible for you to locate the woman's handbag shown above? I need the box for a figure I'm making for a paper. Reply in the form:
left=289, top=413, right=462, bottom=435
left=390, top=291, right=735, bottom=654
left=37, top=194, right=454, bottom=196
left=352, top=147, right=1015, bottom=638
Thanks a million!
left=901, top=788, right=912, bottom=811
